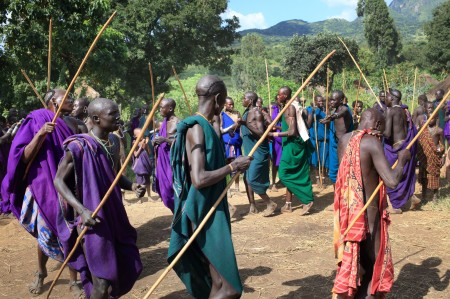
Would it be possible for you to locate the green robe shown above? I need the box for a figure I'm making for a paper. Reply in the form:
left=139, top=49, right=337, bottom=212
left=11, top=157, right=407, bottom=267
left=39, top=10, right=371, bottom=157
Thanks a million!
left=278, top=115, right=314, bottom=204
left=168, top=115, right=242, bottom=298
left=241, top=109, right=270, bottom=194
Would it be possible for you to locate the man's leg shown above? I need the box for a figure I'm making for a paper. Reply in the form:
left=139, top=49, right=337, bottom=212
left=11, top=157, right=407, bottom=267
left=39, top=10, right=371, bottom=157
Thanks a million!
left=271, top=164, right=278, bottom=191
left=69, top=267, right=85, bottom=298
left=209, top=263, right=240, bottom=299
left=258, top=193, right=277, bottom=217
left=243, top=178, right=258, bottom=214
left=29, top=246, right=48, bottom=294
left=281, top=189, right=293, bottom=213
left=90, top=275, right=111, bottom=299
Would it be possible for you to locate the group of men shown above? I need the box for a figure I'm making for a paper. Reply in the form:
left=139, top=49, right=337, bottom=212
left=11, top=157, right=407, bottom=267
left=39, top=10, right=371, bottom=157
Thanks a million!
left=0, top=73, right=448, bottom=299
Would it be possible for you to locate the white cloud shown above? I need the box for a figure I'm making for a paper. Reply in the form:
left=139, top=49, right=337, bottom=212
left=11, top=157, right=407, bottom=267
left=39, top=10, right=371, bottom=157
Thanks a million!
left=222, top=9, right=267, bottom=30
left=329, top=9, right=357, bottom=21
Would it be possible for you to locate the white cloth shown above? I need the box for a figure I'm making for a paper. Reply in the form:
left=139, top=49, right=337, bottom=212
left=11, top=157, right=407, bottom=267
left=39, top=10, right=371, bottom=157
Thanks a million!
left=291, top=102, right=310, bottom=142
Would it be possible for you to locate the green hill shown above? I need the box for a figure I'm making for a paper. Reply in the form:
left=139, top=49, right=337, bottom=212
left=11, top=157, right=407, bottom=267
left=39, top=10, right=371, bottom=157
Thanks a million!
left=240, top=0, right=445, bottom=42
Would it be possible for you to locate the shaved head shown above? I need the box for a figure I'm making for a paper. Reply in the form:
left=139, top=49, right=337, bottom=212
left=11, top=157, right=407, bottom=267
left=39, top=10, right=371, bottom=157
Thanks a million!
left=359, top=108, right=385, bottom=130
left=44, top=89, right=66, bottom=105
left=88, top=98, right=117, bottom=117
left=196, top=75, right=227, bottom=98
left=162, top=98, right=176, bottom=109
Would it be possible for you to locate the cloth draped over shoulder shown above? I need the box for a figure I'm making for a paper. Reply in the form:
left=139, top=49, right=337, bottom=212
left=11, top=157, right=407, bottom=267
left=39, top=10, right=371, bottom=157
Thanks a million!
left=57, top=134, right=142, bottom=298
left=241, top=109, right=270, bottom=194
left=221, top=111, right=242, bottom=159
left=384, top=106, right=417, bottom=209
left=1, top=109, right=73, bottom=232
left=270, top=104, right=283, bottom=167
left=329, top=106, right=353, bottom=183
left=333, top=130, right=393, bottom=298
left=168, top=115, right=242, bottom=298
left=156, top=118, right=175, bottom=211
left=278, top=115, right=314, bottom=204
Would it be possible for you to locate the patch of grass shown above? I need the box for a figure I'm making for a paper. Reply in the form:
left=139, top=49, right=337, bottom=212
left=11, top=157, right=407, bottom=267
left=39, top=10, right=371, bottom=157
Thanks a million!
left=429, top=195, right=450, bottom=211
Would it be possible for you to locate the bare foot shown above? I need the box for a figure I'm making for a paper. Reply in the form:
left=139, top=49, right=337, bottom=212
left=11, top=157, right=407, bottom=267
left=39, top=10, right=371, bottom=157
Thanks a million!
left=280, top=202, right=292, bottom=213
left=299, top=202, right=313, bottom=216
left=410, top=195, right=421, bottom=210
left=29, top=271, right=47, bottom=296
left=69, top=280, right=86, bottom=299
left=262, top=201, right=277, bottom=217
left=248, top=204, right=259, bottom=215
left=388, top=206, right=402, bottom=214
left=228, top=203, right=237, bottom=218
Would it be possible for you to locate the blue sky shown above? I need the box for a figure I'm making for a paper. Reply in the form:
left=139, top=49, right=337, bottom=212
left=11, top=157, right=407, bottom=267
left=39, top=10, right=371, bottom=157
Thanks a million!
left=224, top=0, right=392, bottom=30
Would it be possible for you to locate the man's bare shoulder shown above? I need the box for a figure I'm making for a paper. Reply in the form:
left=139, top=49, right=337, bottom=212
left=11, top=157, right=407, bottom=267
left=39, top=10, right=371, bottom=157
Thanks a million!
left=360, top=133, right=382, bottom=150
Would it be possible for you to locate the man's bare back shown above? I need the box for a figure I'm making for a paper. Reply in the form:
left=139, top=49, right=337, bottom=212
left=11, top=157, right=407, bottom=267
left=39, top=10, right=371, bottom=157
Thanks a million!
left=385, top=106, right=407, bottom=148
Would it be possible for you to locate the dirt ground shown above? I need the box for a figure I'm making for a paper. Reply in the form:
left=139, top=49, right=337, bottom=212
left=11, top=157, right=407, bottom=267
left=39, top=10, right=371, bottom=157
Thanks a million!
left=0, top=180, right=449, bottom=299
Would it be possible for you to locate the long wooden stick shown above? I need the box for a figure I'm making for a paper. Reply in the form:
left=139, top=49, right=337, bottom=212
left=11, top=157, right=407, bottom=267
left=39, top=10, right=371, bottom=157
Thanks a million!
left=47, top=18, right=52, bottom=91
left=322, top=68, right=330, bottom=177
left=172, top=65, right=192, bottom=115
left=337, top=37, right=382, bottom=108
left=355, top=73, right=362, bottom=106
left=342, top=69, right=345, bottom=93
left=265, top=58, right=271, bottom=118
left=412, top=67, right=418, bottom=111
left=149, top=63, right=156, bottom=131
left=46, top=93, right=165, bottom=299
left=312, top=91, right=323, bottom=188
left=142, top=50, right=337, bottom=299
left=341, top=88, right=450, bottom=240
left=20, top=69, right=47, bottom=108
left=383, top=68, right=389, bottom=91
left=23, top=11, right=117, bottom=177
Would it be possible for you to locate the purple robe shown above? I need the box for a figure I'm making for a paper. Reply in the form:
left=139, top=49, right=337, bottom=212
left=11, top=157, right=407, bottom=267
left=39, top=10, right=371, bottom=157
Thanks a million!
left=132, top=147, right=152, bottom=185
left=271, top=104, right=282, bottom=166
left=444, top=102, right=450, bottom=143
left=384, top=107, right=417, bottom=209
left=155, top=118, right=174, bottom=211
left=1, top=109, right=73, bottom=233
left=57, top=134, right=142, bottom=298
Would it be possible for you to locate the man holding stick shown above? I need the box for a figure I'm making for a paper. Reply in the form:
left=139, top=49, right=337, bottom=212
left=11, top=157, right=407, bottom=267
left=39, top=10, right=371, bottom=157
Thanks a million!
left=54, top=98, right=145, bottom=298
left=154, top=98, right=180, bottom=211
left=0, top=89, right=83, bottom=296
left=168, top=75, right=252, bottom=298
left=333, top=108, right=411, bottom=298
left=270, top=96, right=283, bottom=191
left=383, top=89, right=420, bottom=212
left=241, top=91, right=278, bottom=216
left=320, top=90, right=353, bottom=185
left=412, top=94, right=428, bottom=128
left=275, top=86, right=314, bottom=214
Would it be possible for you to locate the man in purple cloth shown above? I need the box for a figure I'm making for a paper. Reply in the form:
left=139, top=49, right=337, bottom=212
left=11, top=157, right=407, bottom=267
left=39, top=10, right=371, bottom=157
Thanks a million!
left=270, top=96, right=283, bottom=191
left=132, top=127, right=154, bottom=202
left=384, top=88, right=420, bottom=213
left=54, top=98, right=145, bottom=299
left=0, top=89, right=84, bottom=296
left=153, top=98, right=180, bottom=212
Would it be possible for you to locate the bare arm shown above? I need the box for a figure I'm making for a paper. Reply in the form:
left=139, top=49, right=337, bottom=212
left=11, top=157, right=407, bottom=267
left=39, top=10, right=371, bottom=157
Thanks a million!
left=306, top=108, right=314, bottom=128
left=366, top=136, right=410, bottom=189
left=186, top=124, right=251, bottom=189
left=273, top=106, right=297, bottom=138
left=383, top=108, right=393, bottom=140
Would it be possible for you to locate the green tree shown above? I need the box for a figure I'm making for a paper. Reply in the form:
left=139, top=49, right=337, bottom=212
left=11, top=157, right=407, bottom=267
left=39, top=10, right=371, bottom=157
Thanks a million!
left=231, top=33, right=266, bottom=91
left=424, top=0, right=450, bottom=74
left=357, top=0, right=402, bottom=66
left=284, top=33, right=359, bottom=88
left=113, top=0, right=239, bottom=102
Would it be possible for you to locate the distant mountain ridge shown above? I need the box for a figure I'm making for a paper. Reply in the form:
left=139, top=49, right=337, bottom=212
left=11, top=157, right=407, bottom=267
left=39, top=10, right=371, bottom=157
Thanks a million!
left=240, top=0, right=445, bottom=42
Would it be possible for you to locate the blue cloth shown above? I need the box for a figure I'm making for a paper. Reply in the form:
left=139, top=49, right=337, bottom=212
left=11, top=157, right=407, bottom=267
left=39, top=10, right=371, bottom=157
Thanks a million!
left=307, top=106, right=329, bottom=168
left=221, top=111, right=242, bottom=158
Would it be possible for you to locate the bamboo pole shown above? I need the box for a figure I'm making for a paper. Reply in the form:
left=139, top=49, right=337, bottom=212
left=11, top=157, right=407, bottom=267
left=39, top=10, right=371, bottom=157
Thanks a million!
left=337, top=37, right=382, bottom=108
left=142, top=49, right=337, bottom=299
left=342, top=69, right=346, bottom=93
left=23, top=11, right=117, bottom=177
left=47, top=18, right=52, bottom=91
left=355, top=73, right=362, bottom=106
left=322, top=67, right=330, bottom=178
left=46, top=93, right=165, bottom=299
left=20, top=69, right=47, bottom=108
left=312, top=90, right=323, bottom=188
left=149, top=63, right=156, bottom=131
left=265, top=58, right=271, bottom=118
left=412, top=67, right=418, bottom=111
left=340, top=88, right=450, bottom=240
left=383, top=68, right=389, bottom=91
left=172, top=65, right=192, bottom=115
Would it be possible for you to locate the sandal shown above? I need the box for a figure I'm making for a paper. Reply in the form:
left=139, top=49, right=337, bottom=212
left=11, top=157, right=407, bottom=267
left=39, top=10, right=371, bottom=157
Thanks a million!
left=29, top=270, right=47, bottom=296
left=69, top=280, right=86, bottom=299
